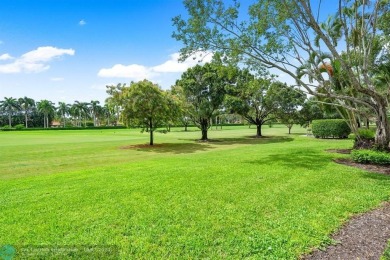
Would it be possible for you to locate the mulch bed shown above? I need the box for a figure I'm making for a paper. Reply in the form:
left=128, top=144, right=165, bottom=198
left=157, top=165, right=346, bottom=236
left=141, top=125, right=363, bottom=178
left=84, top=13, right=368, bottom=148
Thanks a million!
left=302, top=149, right=390, bottom=259
left=327, top=148, right=390, bottom=175
left=303, top=202, right=390, bottom=260
left=334, top=158, right=390, bottom=175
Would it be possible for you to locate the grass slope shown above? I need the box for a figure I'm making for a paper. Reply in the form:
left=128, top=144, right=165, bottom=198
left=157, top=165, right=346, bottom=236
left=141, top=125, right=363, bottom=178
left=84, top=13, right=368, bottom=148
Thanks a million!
left=0, top=125, right=389, bottom=259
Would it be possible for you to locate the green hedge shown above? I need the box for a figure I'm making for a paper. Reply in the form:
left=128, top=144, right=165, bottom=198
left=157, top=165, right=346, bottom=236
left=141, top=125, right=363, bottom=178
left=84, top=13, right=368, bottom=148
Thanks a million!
left=312, top=119, right=351, bottom=139
left=1, top=126, right=127, bottom=131
left=351, top=149, right=390, bottom=165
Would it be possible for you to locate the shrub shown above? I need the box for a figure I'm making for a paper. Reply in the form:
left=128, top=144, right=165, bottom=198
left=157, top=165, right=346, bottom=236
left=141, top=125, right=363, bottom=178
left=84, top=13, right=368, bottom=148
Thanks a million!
left=1, top=125, right=13, bottom=131
left=312, top=119, right=351, bottom=139
left=357, top=128, right=375, bottom=140
left=15, top=124, right=25, bottom=130
left=351, top=149, right=390, bottom=165
left=353, top=128, right=376, bottom=149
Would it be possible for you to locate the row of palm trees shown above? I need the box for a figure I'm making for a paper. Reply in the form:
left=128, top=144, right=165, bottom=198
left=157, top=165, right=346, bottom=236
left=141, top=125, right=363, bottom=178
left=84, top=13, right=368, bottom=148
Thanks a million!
left=0, top=97, right=118, bottom=128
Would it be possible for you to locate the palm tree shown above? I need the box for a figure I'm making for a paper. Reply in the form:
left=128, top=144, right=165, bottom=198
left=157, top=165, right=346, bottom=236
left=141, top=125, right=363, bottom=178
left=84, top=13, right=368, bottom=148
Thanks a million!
left=71, top=101, right=90, bottom=127
left=0, top=97, right=20, bottom=127
left=37, top=100, right=55, bottom=128
left=57, top=102, right=70, bottom=128
left=18, top=97, right=35, bottom=128
left=89, top=100, right=100, bottom=127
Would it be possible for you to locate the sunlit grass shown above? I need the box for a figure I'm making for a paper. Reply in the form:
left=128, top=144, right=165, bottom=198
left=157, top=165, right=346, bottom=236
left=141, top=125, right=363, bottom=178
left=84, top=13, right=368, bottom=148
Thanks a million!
left=0, top=125, right=389, bottom=258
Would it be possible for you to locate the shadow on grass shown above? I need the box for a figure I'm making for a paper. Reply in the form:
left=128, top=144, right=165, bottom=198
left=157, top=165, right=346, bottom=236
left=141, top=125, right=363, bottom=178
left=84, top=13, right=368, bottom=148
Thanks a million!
left=122, top=142, right=214, bottom=154
left=125, top=136, right=294, bottom=154
left=245, top=149, right=331, bottom=171
left=179, top=136, right=294, bottom=146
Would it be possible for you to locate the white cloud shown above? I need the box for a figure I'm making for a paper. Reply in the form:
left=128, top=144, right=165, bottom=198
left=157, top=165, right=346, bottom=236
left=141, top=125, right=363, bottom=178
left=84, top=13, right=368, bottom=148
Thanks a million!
left=51, top=77, right=64, bottom=81
left=98, top=51, right=213, bottom=80
left=0, top=53, right=14, bottom=61
left=152, top=52, right=212, bottom=73
left=79, top=19, right=86, bottom=26
left=97, top=64, right=156, bottom=80
left=0, top=46, right=75, bottom=74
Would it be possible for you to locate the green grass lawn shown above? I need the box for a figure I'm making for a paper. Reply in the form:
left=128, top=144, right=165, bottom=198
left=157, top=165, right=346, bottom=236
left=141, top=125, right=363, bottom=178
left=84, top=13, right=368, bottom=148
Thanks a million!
left=1, top=125, right=389, bottom=259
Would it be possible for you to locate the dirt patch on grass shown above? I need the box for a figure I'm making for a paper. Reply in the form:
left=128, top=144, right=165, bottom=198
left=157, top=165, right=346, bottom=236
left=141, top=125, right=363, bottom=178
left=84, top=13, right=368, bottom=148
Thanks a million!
left=325, top=149, right=351, bottom=154
left=303, top=202, right=390, bottom=260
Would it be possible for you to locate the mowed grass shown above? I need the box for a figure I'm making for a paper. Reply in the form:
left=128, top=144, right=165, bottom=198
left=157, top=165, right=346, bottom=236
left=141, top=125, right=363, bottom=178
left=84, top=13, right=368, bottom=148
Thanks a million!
left=0, top=125, right=389, bottom=259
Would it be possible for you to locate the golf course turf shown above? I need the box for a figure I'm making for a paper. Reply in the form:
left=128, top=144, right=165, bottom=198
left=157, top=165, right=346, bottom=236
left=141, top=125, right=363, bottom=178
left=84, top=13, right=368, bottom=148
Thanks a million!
left=1, top=125, right=389, bottom=258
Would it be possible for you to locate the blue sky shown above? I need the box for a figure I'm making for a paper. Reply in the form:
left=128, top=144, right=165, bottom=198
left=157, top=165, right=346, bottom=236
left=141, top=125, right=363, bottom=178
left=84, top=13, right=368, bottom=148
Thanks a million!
left=0, top=0, right=212, bottom=104
left=0, top=0, right=339, bottom=104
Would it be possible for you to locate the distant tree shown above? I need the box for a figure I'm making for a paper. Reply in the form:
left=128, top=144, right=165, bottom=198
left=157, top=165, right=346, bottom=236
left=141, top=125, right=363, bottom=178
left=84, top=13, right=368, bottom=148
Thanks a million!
left=37, top=100, right=55, bottom=128
left=106, top=83, right=126, bottom=125
left=90, top=100, right=100, bottom=127
left=71, top=101, right=89, bottom=127
left=297, top=98, right=324, bottom=128
left=170, top=85, right=192, bottom=131
left=164, top=90, right=182, bottom=132
left=102, top=103, right=115, bottom=126
left=0, top=97, right=20, bottom=127
left=120, top=80, right=170, bottom=145
left=274, top=86, right=305, bottom=134
left=226, top=71, right=287, bottom=137
left=57, top=102, right=70, bottom=127
left=176, top=63, right=229, bottom=140
left=18, top=97, right=35, bottom=128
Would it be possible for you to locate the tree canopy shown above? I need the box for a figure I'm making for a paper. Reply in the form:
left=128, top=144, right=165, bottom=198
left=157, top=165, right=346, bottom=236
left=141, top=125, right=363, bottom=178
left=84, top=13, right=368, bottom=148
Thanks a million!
left=175, top=63, right=231, bottom=140
left=173, top=0, right=390, bottom=149
left=118, top=80, right=171, bottom=145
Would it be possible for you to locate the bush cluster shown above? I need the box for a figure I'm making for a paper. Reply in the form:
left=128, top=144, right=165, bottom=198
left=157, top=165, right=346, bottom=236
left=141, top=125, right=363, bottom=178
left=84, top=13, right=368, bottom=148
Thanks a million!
left=351, top=149, right=390, bottom=165
left=312, top=119, right=351, bottom=139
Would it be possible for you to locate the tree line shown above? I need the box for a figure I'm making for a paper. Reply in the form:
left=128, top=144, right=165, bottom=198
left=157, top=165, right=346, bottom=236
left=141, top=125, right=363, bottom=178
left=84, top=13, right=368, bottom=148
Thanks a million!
left=0, top=97, right=118, bottom=128
left=105, top=62, right=335, bottom=145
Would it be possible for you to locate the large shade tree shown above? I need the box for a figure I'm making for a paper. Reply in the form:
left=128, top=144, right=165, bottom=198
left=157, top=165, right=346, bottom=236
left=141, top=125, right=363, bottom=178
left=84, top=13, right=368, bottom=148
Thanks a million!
left=173, top=0, right=390, bottom=150
left=1, top=97, right=20, bottom=127
left=175, top=63, right=230, bottom=141
left=119, top=80, right=170, bottom=145
left=225, top=69, right=284, bottom=137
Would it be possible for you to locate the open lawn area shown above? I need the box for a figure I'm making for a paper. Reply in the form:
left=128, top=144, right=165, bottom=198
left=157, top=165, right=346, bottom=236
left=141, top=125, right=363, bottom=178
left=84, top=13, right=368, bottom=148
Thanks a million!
left=1, top=125, right=389, bottom=259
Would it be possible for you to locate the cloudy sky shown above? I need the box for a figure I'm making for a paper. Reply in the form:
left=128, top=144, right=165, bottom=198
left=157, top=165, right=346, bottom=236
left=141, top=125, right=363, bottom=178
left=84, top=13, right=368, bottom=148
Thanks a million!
left=0, top=0, right=215, bottom=104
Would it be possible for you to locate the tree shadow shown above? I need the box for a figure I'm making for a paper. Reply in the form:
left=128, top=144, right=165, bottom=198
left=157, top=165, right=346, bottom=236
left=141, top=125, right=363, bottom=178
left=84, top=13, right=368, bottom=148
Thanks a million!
left=120, top=142, right=214, bottom=154
left=123, top=136, right=294, bottom=154
left=244, top=149, right=331, bottom=171
left=178, top=136, right=294, bottom=146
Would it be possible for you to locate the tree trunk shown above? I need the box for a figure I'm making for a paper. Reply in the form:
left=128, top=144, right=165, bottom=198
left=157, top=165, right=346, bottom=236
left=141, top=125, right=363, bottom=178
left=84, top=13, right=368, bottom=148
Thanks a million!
left=184, top=124, right=188, bottom=131
left=288, top=126, right=292, bottom=134
left=25, top=112, right=28, bottom=128
left=256, top=124, right=262, bottom=137
left=200, top=118, right=209, bottom=141
left=8, top=113, right=12, bottom=127
left=366, top=118, right=369, bottom=129
left=201, top=129, right=208, bottom=140
left=149, top=119, right=154, bottom=145
left=375, top=105, right=390, bottom=151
